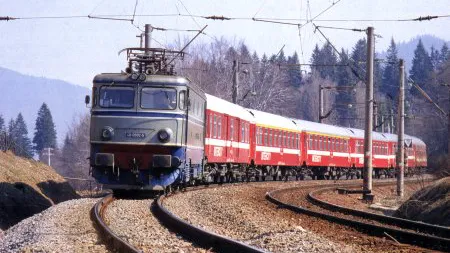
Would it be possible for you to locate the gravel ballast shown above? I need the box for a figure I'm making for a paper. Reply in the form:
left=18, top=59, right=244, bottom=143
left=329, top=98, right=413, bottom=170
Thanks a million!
left=164, top=182, right=354, bottom=253
left=0, top=198, right=108, bottom=253
left=104, top=199, right=206, bottom=253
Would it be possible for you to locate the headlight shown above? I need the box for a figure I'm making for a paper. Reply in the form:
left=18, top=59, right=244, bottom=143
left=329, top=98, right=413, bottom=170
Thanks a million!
left=101, top=127, right=114, bottom=141
left=157, top=128, right=173, bottom=143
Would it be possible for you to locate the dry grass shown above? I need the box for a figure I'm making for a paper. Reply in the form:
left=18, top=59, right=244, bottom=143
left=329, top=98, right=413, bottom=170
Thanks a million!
left=0, top=151, right=78, bottom=229
left=395, top=177, right=450, bottom=226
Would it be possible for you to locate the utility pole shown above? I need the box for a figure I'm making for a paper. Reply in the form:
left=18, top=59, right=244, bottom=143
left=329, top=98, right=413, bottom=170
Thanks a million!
left=397, top=59, right=405, bottom=197
left=363, top=26, right=374, bottom=200
left=390, top=108, right=395, bottom=134
left=319, top=84, right=324, bottom=123
left=232, top=60, right=239, bottom=104
left=373, top=102, right=378, bottom=132
left=42, top=147, right=54, bottom=166
left=381, top=115, right=385, bottom=132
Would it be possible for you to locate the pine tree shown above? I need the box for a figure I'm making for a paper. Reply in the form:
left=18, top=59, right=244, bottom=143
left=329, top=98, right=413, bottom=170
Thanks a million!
left=276, top=49, right=286, bottom=64
left=350, top=38, right=367, bottom=83
left=335, top=48, right=356, bottom=127
left=0, top=114, right=4, bottom=132
left=410, top=39, right=433, bottom=95
left=430, top=46, right=440, bottom=70
left=381, top=38, right=399, bottom=98
left=310, top=43, right=337, bottom=80
left=33, top=103, right=57, bottom=155
left=287, top=52, right=302, bottom=87
left=0, top=115, right=5, bottom=151
left=440, top=43, right=450, bottom=66
left=12, top=113, right=33, bottom=158
left=310, top=44, right=322, bottom=76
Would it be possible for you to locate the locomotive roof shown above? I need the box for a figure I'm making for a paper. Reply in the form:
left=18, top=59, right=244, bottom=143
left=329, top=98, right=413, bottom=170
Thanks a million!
left=247, top=109, right=298, bottom=131
left=205, top=94, right=254, bottom=122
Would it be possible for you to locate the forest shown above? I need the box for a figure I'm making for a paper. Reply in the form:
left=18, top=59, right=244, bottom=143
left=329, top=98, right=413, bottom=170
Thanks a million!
left=3, top=36, right=449, bottom=189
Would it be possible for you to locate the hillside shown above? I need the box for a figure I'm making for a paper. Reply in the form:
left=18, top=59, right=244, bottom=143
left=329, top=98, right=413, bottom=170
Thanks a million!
left=0, top=151, right=78, bottom=230
left=379, top=34, right=449, bottom=72
left=394, top=177, right=449, bottom=226
left=0, top=67, right=90, bottom=144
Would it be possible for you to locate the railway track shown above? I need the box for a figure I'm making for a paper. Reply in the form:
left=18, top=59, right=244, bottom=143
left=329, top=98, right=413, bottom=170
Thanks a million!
left=91, top=186, right=264, bottom=252
left=91, top=194, right=141, bottom=253
left=154, top=191, right=265, bottom=253
left=266, top=181, right=450, bottom=252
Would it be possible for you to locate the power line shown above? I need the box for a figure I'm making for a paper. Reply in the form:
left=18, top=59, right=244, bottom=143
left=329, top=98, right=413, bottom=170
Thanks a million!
left=299, top=0, right=343, bottom=29
left=3, top=13, right=450, bottom=23
left=314, top=25, right=366, bottom=32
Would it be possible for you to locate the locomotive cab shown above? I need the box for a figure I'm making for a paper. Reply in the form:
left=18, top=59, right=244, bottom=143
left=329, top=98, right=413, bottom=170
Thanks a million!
left=89, top=72, right=204, bottom=191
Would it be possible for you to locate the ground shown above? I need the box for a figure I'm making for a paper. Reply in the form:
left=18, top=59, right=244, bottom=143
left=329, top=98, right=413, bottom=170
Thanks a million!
left=0, top=151, right=79, bottom=230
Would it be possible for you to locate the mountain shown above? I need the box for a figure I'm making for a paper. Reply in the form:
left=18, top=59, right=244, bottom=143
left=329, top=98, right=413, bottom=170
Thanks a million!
left=0, top=67, right=90, bottom=146
left=379, top=35, right=450, bottom=72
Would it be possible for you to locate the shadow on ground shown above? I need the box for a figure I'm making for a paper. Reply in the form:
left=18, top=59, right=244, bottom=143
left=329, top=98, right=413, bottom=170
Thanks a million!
left=0, top=181, right=79, bottom=230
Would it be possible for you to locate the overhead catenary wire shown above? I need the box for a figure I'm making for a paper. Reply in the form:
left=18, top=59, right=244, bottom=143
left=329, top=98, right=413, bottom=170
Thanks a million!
left=3, top=12, right=450, bottom=23
left=299, top=0, right=343, bottom=29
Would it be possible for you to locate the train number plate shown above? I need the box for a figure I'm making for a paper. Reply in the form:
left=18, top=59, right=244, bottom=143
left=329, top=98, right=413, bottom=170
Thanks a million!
left=126, top=132, right=146, bottom=138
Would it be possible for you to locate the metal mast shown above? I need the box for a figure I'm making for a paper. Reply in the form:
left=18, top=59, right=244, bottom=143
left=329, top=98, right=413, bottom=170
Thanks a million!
left=363, top=27, right=374, bottom=199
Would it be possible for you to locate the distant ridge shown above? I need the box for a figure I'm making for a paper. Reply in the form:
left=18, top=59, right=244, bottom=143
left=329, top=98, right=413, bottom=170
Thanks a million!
left=0, top=67, right=90, bottom=145
left=379, top=34, right=450, bottom=72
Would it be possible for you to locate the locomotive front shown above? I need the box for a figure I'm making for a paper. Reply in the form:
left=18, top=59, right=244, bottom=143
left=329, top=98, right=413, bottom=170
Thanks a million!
left=89, top=73, right=189, bottom=190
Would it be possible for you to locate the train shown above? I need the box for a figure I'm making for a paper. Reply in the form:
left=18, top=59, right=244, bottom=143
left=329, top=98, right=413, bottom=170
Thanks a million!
left=86, top=35, right=427, bottom=192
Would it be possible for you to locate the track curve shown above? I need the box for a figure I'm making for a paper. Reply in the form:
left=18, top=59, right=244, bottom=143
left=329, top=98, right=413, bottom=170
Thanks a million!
left=307, top=186, right=450, bottom=239
left=153, top=193, right=266, bottom=253
left=266, top=183, right=450, bottom=251
left=91, top=194, right=142, bottom=253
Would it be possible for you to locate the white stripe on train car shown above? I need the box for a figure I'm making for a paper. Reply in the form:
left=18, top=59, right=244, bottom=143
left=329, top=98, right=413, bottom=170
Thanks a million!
left=307, top=150, right=331, bottom=156
left=408, top=156, right=415, bottom=159
left=350, top=153, right=364, bottom=158
left=256, top=146, right=281, bottom=153
left=283, top=148, right=300, bottom=155
left=205, top=138, right=226, bottom=146
left=238, top=143, right=250, bottom=149
left=332, top=152, right=349, bottom=157
left=373, top=155, right=390, bottom=159
left=205, top=138, right=250, bottom=150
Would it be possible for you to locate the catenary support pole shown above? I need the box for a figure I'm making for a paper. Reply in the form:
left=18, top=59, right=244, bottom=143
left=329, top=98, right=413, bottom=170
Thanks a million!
left=363, top=27, right=374, bottom=199
left=374, top=102, right=378, bottom=132
left=390, top=108, right=395, bottom=134
left=319, top=85, right=324, bottom=123
left=397, top=59, right=405, bottom=197
left=232, top=60, right=239, bottom=104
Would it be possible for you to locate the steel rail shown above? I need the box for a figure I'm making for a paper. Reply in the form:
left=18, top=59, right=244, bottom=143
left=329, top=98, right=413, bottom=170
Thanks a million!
left=153, top=194, right=266, bottom=253
left=308, top=186, right=450, bottom=239
left=91, top=194, right=142, bottom=253
left=266, top=186, right=450, bottom=251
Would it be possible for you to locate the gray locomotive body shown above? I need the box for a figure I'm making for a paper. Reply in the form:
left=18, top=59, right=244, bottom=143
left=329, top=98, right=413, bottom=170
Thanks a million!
left=89, top=73, right=206, bottom=191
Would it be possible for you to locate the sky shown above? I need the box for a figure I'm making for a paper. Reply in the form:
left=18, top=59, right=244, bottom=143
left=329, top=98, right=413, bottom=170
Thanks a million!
left=1, top=0, right=450, bottom=88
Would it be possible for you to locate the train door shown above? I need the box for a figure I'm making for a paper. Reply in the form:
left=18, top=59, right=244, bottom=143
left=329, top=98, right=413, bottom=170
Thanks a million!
left=228, top=116, right=236, bottom=162
left=249, top=123, right=256, bottom=164
left=235, top=118, right=242, bottom=162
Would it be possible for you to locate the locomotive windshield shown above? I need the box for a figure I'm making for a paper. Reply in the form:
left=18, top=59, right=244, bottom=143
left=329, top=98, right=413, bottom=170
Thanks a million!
left=99, top=86, right=135, bottom=108
left=141, top=87, right=177, bottom=110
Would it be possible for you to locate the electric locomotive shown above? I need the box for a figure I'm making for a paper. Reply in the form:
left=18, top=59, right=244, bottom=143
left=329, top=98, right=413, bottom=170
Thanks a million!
left=86, top=36, right=205, bottom=191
